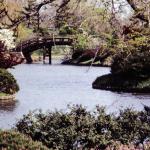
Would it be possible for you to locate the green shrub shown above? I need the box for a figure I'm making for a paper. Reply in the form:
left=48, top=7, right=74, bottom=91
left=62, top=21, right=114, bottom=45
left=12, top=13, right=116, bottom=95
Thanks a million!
left=0, top=130, right=48, bottom=150
left=111, top=49, right=150, bottom=78
left=59, top=25, right=76, bottom=35
left=94, top=29, right=150, bottom=92
left=16, top=105, right=150, bottom=149
left=111, top=29, right=150, bottom=78
left=0, top=69, right=19, bottom=94
left=74, top=34, right=89, bottom=50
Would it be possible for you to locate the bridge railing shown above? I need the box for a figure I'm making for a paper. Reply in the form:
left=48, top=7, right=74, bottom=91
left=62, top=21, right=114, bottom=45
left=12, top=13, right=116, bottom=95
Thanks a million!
left=13, top=36, right=74, bottom=52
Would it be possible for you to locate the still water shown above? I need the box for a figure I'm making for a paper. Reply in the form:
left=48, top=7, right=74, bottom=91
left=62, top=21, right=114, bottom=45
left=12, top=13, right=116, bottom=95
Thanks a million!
left=0, top=61, right=150, bottom=129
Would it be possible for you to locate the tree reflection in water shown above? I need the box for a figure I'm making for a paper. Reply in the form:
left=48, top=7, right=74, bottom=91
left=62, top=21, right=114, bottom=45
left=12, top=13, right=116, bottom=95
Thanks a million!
left=0, top=100, right=19, bottom=112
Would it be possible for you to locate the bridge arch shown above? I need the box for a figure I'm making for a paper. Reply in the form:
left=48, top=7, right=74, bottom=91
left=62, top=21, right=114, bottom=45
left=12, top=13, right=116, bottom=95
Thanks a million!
left=13, top=37, right=73, bottom=64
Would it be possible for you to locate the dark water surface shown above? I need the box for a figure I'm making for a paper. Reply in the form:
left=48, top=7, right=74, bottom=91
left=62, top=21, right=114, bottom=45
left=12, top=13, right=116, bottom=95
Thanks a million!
left=0, top=62, right=150, bottom=129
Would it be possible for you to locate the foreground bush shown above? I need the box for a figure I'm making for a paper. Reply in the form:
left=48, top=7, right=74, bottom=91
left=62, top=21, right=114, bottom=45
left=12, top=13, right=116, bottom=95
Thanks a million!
left=16, top=105, right=150, bottom=150
left=0, top=69, right=19, bottom=94
left=0, top=130, right=48, bottom=150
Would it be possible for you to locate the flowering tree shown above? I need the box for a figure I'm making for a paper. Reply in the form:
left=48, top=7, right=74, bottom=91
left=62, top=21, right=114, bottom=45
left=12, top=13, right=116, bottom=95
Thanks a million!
left=0, top=29, right=16, bottom=50
left=0, top=29, right=24, bottom=69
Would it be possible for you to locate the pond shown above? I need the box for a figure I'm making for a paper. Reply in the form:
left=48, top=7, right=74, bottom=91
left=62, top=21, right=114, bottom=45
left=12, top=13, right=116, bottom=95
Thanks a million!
left=0, top=61, right=150, bottom=129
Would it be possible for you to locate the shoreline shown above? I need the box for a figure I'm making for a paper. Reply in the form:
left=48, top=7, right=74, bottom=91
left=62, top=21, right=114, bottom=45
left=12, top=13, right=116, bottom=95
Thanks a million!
left=25, top=56, right=111, bottom=67
left=61, top=62, right=110, bottom=67
left=61, top=59, right=111, bottom=67
left=0, top=93, right=16, bottom=101
left=92, top=74, right=150, bottom=93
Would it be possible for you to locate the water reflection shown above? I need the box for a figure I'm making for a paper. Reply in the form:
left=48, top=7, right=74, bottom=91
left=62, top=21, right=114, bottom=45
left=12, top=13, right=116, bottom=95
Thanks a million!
left=132, top=93, right=150, bottom=100
left=0, top=99, right=19, bottom=112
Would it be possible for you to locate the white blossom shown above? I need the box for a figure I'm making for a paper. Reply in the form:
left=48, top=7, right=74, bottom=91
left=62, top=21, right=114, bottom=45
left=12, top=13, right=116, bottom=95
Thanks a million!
left=0, top=29, right=16, bottom=50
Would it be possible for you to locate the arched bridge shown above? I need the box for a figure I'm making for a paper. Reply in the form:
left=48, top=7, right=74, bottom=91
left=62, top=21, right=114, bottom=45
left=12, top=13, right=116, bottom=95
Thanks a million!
left=13, top=37, right=74, bottom=64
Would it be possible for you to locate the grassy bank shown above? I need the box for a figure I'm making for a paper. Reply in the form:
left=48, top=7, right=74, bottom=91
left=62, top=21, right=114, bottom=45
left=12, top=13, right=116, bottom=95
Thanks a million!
left=0, top=93, right=9, bottom=97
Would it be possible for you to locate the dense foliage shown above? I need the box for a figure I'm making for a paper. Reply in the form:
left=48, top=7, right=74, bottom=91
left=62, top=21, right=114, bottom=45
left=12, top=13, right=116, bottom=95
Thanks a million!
left=92, top=29, right=150, bottom=92
left=0, top=69, right=19, bottom=94
left=16, top=105, right=150, bottom=150
left=59, top=25, right=77, bottom=35
left=111, top=28, right=150, bottom=78
left=0, top=130, right=48, bottom=150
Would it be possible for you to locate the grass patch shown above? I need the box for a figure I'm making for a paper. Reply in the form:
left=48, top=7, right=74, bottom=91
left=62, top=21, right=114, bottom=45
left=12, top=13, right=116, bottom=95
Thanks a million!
left=0, top=92, right=10, bottom=97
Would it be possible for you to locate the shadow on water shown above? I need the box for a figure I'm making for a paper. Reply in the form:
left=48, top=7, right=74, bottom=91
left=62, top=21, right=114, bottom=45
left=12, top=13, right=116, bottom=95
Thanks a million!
left=0, top=99, right=19, bottom=112
left=114, top=92, right=150, bottom=99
